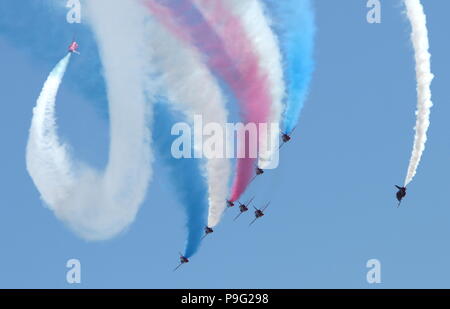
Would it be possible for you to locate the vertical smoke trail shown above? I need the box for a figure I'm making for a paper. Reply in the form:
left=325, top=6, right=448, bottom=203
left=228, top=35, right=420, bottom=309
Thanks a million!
left=261, top=0, right=316, bottom=134
left=153, top=103, right=208, bottom=258
left=194, top=0, right=273, bottom=201
left=143, top=6, right=231, bottom=233
left=26, top=0, right=152, bottom=240
left=145, top=0, right=273, bottom=203
left=403, top=0, right=434, bottom=186
left=220, top=0, right=285, bottom=170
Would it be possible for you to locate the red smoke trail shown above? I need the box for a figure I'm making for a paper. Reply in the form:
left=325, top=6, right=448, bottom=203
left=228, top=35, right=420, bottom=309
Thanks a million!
left=144, top=0, right=272, bottom=202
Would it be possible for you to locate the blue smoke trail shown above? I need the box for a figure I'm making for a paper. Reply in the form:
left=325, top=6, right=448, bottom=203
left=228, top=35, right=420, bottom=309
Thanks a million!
left=152, top=101, right=208, bottom=258
left=261, top=0, right=316, bottom=134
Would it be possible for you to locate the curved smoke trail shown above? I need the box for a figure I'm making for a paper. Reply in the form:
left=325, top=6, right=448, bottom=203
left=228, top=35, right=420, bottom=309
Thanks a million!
left=142, top=14, right=230, bottom=255
left=27, top=53, right=75, bottom=207
left=261, top=0, right=316, bottom=134
left=145, top=0, right=273, bottom=203
left=26, top=0, right=152, bottom=240
left=403, top=0, right=434, bottom=186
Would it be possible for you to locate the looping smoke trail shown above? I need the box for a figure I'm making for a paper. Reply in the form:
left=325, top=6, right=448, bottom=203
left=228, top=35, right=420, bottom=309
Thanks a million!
left=261, top=0, right=316, bottom=135
left=403, top=0, right=434, bottom=186
left=26, top=0, right=152, bottom=241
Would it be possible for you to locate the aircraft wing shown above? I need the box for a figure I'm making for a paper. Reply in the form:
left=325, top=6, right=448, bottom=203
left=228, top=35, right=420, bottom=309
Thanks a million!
left=246, top=196, right=255, bottom=207
left=262, top=202, right=270, bottom=212
left=173, top=263, right=183, bottom=272
left=249, top=217, right=258, bottom=226
left=290, top=126, right=297, bottom=135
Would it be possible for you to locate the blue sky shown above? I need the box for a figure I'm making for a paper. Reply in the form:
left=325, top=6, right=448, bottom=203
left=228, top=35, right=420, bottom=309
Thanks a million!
left=1, top=0, right=450, bottom=288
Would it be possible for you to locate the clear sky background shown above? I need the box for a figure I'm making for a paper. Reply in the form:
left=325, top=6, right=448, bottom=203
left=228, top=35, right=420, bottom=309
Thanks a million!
left=1, top=0, right=450, bottom=288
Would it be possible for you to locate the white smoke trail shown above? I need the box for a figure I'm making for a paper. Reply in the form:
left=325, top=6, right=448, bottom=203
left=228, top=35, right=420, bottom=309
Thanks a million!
left=26, top=0, right=152, bottom=240
left=26, top=53, right=75, bottom=207
left=144, top=15, right=231, bottom=227
left=224, top=0, right=284, bottom=170
left=403, top=0, right=434, bottom=186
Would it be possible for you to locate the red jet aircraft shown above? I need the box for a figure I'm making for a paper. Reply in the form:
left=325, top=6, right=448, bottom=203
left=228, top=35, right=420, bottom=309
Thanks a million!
left=68, top=41, right=80, bottom=54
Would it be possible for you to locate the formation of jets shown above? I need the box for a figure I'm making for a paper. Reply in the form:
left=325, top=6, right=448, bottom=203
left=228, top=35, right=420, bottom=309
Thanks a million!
left=174, top=130, right=295, bottom=270
left=64, top=41, right=408, bottom=270
left=67, top=38, right=405, bottom=267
